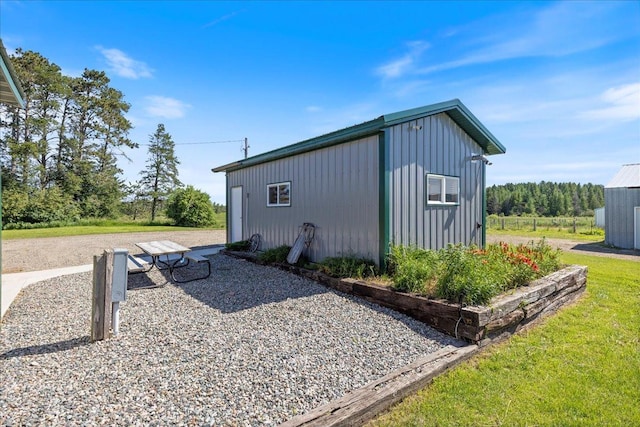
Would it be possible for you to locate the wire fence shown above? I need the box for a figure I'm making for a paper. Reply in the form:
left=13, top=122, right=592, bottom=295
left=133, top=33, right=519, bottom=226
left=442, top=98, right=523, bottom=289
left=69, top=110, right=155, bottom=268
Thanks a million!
left=487, top=216, right=602, bottom=234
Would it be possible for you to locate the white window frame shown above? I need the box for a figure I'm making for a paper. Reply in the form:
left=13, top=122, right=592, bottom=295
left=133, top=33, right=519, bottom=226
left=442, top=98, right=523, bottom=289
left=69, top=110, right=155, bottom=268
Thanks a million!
left=267, top=181, right=291, bottom=207
left=426, top=174, right=459, bottom=205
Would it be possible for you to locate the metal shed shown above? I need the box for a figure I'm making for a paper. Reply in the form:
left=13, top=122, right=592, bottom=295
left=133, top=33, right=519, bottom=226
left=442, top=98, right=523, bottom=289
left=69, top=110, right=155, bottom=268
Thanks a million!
left=213, top=99, right=506, bottom=265
left=604, top=163, right=640, bottom=250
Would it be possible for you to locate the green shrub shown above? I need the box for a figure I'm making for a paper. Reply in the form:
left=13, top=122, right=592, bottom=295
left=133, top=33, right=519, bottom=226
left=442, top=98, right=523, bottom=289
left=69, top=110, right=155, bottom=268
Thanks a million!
left=2, top=187, right=80, bottom=227
left=166, top=186, right=215, bottom=227
left=318, top=255, right=378, bottom=278
left=387, top=245, right=440, bottom=293
left=225, top=240, right=250, bottom=251
left=258, top=245, right=291, bottom=263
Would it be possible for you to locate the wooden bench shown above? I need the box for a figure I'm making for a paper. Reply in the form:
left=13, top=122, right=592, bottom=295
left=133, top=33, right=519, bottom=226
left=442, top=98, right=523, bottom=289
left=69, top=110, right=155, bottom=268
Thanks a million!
left=127, top=255, right=150, bottom=274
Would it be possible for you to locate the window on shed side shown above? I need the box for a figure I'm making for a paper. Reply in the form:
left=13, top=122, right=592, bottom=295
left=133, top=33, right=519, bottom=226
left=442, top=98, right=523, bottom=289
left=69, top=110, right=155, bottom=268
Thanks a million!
left=426, top=174, right=459, bottom=205
left=267, top=181, right=291, bottom=207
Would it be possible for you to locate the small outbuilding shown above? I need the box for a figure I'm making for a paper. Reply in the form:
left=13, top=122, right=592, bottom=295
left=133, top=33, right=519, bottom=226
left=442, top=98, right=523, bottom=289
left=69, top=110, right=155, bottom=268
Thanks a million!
left=604, top=163, right=640, bottom=250
left=213, top=99, right=506, bottom=265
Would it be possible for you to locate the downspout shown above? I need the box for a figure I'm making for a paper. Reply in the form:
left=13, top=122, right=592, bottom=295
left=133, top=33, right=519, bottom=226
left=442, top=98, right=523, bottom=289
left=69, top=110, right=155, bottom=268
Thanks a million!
left=378, top=130, right=390, bottom=270
left=482, top=161, right=487, bottom=248
left=225, top=173, right=231, bottom=243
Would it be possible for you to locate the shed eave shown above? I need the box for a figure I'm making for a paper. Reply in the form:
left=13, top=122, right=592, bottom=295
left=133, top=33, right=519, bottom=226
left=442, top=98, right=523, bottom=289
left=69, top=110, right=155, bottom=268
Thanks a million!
left=605, top=163, right=640, bottom=188
left=0, top=39, right=25, bottom=108
left=381, top=98, right=505, bottom=155
left=213, top=118, right=385, bottom=173
left=212, top=98, right=506, bottom=172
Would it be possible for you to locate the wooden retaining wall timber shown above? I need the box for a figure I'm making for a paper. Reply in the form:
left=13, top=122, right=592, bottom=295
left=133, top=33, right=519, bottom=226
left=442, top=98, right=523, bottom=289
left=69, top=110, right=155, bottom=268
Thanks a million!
left=224, top=251, right=587, bottom=345
left=279, top=344, right=479, bottom=427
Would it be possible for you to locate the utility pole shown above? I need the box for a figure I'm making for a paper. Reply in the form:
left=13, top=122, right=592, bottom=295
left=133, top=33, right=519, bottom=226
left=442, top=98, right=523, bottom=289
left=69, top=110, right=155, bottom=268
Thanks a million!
left=242, top=137, right=249, bottom=159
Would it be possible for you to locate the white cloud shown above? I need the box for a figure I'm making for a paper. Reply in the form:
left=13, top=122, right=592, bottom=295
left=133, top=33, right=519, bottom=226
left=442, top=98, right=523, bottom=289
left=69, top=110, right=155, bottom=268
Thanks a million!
left=380, top=2, right=638, bottom=77
left=305, top=105, right=322, bottom=113
left=376, top=41, right=429, bottom=79
left=578, top=83, right=640, bottom=122
left=377, top=55, right=414, bottom=79
left=144, top=96, right=191, bottom=119
left=96, top=46, right=153, bottom=79
left=202, top=10, right=244, bottom=28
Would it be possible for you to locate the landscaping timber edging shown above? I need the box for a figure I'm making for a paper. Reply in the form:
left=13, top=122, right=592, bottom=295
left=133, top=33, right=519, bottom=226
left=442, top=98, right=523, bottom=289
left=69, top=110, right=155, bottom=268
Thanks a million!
left=223, top=251, right=587, bottom=346
left=279, top=344, right=479, bottom=427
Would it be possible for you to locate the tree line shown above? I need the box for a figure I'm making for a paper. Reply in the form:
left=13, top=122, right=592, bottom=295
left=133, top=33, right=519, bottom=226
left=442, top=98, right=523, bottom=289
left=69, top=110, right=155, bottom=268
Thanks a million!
left=486, top=182, right=604, bottom=217
left=0, top=48, right=222, bottom=228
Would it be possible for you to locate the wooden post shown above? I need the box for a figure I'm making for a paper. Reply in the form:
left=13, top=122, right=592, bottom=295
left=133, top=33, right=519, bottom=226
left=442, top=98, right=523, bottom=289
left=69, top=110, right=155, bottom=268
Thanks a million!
left=533, top=218, right=537, bottom=231
left=573, top=217, right=577, bottom=233
left=501, top=218, right=505, bottom=230
left=91, top=250, right=113, bottom=342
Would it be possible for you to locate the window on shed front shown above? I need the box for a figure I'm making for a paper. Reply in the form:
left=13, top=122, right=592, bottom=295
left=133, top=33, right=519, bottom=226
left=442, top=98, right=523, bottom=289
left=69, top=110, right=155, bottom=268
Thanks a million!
left=267, top=181, right=291, bottom=207
left=426, top=174, right=459, bottom=205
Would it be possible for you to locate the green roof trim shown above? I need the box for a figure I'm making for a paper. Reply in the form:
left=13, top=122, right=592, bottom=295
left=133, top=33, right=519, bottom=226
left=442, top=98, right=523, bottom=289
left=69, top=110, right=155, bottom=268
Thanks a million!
left=213, top=98, right=506, bottom=173
left=0, top=39, right=26, bottom=109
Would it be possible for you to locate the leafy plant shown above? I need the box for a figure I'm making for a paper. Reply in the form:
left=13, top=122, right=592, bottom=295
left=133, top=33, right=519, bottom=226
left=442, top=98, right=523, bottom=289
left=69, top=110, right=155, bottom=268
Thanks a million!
left=387, top=245, right=440, bottom=293
left=318, top=255, right=378, bottom=278
left=258, top=245, right=292, bottom=263
left=435, top=244, right=501, bottom=305
left=386, top=241, right=562, bottom=305
left=225, top=240, right=251, bottom=251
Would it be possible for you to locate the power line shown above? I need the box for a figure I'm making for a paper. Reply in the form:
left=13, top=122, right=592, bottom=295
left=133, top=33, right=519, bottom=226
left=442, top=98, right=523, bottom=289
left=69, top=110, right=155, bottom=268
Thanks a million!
left=139, top=139, right=244, bottom=146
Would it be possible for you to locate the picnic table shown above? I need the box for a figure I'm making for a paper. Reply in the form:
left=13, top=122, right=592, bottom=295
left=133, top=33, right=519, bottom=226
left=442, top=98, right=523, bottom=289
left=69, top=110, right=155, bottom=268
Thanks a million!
left=133, top=240, right=210, bottom=283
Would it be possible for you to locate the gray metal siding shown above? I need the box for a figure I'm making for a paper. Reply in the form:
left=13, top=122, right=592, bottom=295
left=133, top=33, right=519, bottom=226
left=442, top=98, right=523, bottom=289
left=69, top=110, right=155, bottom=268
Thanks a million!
left=227, top=135, right=380, bottom=262
left=387, top=113, right=484, bottom=250
left=604, top=187, right=640, bottom=249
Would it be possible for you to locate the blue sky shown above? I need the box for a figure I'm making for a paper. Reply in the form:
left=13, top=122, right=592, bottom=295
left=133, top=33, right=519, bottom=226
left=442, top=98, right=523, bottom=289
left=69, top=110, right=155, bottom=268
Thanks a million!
left=1, top=1, right=639, bottom=204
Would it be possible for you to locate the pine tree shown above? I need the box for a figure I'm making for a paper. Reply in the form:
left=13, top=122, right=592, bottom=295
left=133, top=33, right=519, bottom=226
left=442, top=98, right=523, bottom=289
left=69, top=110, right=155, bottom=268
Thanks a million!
left=140, top=124, right=182, bottom=221
left=1, top=49, right=134, bottom=223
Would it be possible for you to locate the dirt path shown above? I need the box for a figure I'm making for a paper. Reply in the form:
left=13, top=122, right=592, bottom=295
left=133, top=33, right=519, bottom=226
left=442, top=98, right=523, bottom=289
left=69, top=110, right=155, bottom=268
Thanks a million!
left=486, top=235, right=639, bottom=262
left=2, top=230, right=227, bottom=273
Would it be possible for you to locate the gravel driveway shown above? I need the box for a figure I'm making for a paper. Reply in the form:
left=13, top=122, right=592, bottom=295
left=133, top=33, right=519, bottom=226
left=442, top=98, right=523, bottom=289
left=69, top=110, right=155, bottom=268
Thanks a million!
left=0, top=253, right=461, bottom=426
left=2, top=230, right=227, bottom=273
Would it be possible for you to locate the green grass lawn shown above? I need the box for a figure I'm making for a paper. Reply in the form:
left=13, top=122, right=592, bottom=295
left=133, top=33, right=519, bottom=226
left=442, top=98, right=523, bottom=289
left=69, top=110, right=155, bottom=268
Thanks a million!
left=488, top=227, right=604, bottom=242
left=2, top=220, right=224, bottom=240
left=369, top=252, right=640, bottom=426
left=486, top=215, right=604, bottom=242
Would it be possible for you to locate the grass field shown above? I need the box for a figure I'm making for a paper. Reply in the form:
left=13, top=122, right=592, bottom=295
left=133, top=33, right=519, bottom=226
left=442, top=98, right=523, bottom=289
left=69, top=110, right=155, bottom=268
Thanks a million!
left=488, top=227, right=604, bottom=242
left=369, top=252, right=640, bottom=426
left=1, top=216, right=225, bottom=240
left=487, top=216, right=604, bottom=242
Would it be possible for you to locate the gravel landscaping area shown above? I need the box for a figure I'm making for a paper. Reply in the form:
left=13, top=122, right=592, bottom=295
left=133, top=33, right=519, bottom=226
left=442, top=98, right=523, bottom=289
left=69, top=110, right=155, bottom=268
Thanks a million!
left=0, top=254, right=462, bottom=426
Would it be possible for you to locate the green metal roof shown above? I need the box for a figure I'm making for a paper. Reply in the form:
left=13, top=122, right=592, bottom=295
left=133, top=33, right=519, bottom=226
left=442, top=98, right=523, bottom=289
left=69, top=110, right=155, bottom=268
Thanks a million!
left=213, top=98, right=506, bottom=173
left=0, top=39, right=25, bottom=108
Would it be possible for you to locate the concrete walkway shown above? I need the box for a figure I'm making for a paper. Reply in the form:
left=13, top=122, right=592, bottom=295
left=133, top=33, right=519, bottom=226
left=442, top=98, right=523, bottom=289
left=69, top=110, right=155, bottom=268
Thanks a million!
left=1, top=245, right=224, bottom=320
